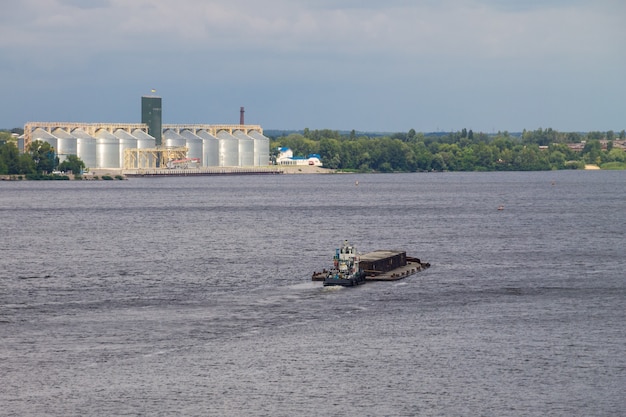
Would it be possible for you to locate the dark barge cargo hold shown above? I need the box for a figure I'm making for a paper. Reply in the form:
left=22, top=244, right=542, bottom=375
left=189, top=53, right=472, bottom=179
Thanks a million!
left=312, top=241, right=430, bottom=284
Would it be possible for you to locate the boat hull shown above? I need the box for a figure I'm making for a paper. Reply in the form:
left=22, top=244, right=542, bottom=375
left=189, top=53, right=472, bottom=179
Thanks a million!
left=323, top=272, right=366, bottom=287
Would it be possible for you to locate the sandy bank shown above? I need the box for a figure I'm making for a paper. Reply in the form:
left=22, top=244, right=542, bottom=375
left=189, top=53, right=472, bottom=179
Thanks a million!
left=584, top=164, right=601, bottom=170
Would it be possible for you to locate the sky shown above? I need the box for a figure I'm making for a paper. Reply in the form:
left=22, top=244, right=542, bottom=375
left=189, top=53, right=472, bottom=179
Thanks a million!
left=1, top=0, right=625, bottom=133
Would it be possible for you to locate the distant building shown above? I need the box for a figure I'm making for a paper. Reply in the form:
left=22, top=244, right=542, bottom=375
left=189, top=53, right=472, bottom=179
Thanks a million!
left=141, top=95, right=162, bottom=145
left=275, top=147, right=323, bottom=166
left=20, top=95, right=270, bottom=170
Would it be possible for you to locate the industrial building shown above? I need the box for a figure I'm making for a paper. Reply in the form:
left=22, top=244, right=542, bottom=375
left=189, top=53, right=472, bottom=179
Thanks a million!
left=21, top=96, right=270, bottom=171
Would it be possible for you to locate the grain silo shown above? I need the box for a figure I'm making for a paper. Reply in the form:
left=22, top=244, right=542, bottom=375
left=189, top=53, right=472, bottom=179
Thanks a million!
left=163, top=129, right=187, bottom=148
left=95, top=129, right=120, bottom=168
left=194, top=130, right=219, bottom=167
left=51, top=128, right=77, bottom=162
left=30, top=128, right=57, bottom=151
left=216, top=130, right=239, bottom=166
left=248, top=130, right=270, bottom=166
left=132, top=129, right=156, bottom=148
left=114, top=129, right=138, bottom=168
left=72, top=128, right=97, bottom=169
left=179, top=130, right=204, bottom=163
left=132, top=129, right=157, bottom=168
left=233, top=130, right=255, bottom=166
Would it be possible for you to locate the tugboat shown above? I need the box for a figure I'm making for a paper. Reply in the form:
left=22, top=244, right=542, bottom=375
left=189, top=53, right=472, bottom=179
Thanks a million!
left=322, top=240, right=366, bottom=287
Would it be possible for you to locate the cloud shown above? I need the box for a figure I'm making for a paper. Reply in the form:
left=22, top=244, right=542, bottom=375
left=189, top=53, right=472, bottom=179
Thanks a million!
left=4, top=1, right=623, bottom=62
left=1, top=0, right=624, bottom=130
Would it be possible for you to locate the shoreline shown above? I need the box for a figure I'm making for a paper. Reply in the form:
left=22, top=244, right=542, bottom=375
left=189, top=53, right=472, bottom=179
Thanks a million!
left=0, top=165, right=615, bottom=181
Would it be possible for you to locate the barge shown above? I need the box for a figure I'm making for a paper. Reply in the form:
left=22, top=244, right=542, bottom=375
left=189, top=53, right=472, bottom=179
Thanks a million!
left=312, top=241, right=430, bottom=284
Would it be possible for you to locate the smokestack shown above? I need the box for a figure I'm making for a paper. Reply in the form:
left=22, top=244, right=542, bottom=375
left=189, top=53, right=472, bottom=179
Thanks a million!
left=240, top=107, right=245, bottom=125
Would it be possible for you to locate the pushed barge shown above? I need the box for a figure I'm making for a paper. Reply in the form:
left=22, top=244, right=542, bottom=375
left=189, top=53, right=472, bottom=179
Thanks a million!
left=312, top=241, right=430, bottom=285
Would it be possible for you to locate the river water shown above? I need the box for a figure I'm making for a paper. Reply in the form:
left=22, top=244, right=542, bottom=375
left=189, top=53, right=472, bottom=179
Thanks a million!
left=1, top=171, right=624, bottom=416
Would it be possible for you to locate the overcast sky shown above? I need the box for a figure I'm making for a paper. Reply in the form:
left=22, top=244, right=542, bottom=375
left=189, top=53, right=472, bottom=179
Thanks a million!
left=1, top=0, right=624, bottom=132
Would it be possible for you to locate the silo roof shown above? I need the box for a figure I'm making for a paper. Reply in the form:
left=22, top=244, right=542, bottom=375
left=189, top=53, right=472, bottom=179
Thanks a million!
left=163, top=129, right=185, bottom=140
left=180, top=130, right=203, bottom=141
left=113, top=129, right=137, bottom=140
left=131, top=129, right=155, bottom=140
left=95, top=130, right=117, bottom=140
left=248, top=130, right=270, bottom=141
left=71, top=128, right=96, bottom=139
left=195, top=130, right=218, bottom=141
left=31, top=128, right=57, bottom=140
left=216, top=130, right=237, bottom=140
left=233, top=130, right=254, bottom=141
left=51, top=128, right=76, bottom=139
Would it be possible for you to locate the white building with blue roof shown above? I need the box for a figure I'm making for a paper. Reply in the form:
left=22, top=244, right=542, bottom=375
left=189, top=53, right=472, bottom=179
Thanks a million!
left=276, top=147, right=323, bottom=166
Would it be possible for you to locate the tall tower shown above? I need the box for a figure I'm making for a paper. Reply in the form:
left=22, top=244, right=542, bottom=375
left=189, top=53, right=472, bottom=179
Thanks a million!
left=141, top=94, right=162, bottom=146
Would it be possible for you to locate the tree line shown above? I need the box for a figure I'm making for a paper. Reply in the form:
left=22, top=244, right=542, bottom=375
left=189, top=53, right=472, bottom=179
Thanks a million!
left=3, top=127, right=625, bottom=176
left=270, top=128, right=626, bottom=172
left=0, top=136, right=85, bottom=178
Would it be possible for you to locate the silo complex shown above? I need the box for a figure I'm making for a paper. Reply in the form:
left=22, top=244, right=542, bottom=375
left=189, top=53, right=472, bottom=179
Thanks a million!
left=22, top=95, right=271, bottom=170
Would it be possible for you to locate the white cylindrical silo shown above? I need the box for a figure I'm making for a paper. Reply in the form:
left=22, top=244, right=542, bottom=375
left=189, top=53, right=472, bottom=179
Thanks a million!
left=51, top=128, right=77, bottom=163
left=132, top=129, right=156, bottom=149
left=216, top=130, right=239, bottom=167
left=132, top=129, right=157, bottom=169
left=195, top=130, right=219, bottom=167
left=114, top=129, right=138, bottom=169
left=247, top=130, right=270, bottom=166
left=163, top=129, right=186, bottom=148
left=30, top=128, right=58, bottom=152
left=72, top=128, right=97, bottom=169
left=95, top=130, right=120, bottom=168
left=180, top=130, right=203, bottom=163
left=233, top=130, right=255, bottom=167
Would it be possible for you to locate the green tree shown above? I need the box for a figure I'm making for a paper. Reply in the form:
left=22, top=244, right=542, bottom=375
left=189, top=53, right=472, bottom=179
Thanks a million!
left=605, top=148, right=625, bottom=163
left=431, top=154, right=447, bottom=171
left=0, top=131, right=13, bottom=144
left=0, top=142, right=36, bottom=175
left=548, top=150, right=566, bottom=170
left=473, top=142, right=493, bottom=170
left=606, top=130, right=615, bottom=141
left=319, top=138, right=341, bottom=169
left=29, top=140, right=58, bottom=173
left=582, top=140, right=602, bottom=165
left=58, top=155, right=86, bottom=174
